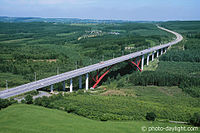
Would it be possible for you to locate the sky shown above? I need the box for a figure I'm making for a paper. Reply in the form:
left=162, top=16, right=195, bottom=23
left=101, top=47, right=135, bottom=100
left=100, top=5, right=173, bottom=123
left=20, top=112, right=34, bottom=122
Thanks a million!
left=0, top=0, right=200, bottom=21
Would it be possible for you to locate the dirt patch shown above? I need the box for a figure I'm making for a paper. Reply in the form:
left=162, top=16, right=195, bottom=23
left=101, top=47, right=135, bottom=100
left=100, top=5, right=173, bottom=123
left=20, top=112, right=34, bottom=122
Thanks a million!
left=47, top=59, right=57, bottom=63
left=157, top=87, right=183, bottom=97
left=32, top=59, right=57, bottom=63
left=158, top=87, right=172, bottom=96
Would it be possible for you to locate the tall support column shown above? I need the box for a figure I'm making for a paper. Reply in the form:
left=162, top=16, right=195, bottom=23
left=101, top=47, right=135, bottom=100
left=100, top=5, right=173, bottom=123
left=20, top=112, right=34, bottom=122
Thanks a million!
left=86, top=73, right=89, bottom=90
left=161, top=48, right=163, bottom=55
left=79, top=76, right=82, bottom=89
left=164, top=47, right=167, bottom=53
left=147, top=53, right=149, bottom=66
left=152, top=52, right=154, bottom=61
left=141, top=55, right=144, bottom=70
left=157, top=50, right=159, bottom=58
left=70, top=79, right=73, bottom=92
left=50, top=85, right=54, bottom=93
left=63, top=81, right=65, bottom=91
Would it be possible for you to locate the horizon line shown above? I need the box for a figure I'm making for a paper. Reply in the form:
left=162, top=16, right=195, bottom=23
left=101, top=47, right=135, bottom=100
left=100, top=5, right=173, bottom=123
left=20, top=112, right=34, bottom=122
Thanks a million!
left=1, top=16, right=200, bottom=22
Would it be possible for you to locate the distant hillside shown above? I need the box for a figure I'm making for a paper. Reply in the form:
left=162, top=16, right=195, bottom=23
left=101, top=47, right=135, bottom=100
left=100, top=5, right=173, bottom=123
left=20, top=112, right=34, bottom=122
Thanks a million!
left=0, top=16, right=129, bottom=23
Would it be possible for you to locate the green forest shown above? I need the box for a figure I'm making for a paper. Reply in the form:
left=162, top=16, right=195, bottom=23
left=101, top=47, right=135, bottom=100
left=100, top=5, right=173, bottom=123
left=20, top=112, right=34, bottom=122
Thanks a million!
left=0, top=22, right=173, bottom=89
left=0, top=21, right=200, bottom=128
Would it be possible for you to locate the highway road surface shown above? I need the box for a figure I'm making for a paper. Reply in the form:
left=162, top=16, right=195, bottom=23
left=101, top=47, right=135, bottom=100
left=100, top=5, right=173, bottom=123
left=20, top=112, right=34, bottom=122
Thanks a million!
left=0, top=25, right=183, bottom=99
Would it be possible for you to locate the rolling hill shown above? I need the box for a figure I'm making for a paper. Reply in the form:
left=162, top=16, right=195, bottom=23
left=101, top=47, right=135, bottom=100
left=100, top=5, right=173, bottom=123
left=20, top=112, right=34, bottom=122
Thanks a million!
left=0, top=104, right=198, bottom=133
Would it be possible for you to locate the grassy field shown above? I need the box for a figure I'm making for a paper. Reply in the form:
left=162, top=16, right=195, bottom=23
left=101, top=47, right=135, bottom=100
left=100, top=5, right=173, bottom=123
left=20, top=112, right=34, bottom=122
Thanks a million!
left=30, top=85, right=199, bottom=122
left=0, top=104, right=198, bottom=133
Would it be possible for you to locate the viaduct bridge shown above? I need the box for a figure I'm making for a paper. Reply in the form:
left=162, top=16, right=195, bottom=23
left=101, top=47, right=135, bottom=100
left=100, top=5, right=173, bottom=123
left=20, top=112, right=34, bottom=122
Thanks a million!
left=0, top=26, right=183, bottom=99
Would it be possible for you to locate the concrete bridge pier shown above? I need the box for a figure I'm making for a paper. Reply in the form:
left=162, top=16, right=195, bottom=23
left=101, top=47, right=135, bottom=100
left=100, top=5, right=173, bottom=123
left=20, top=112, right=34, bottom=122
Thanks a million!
left=141, top=55, right=144, bottom=70
left=62, top=81, right=65, bottom=91
left=147, top=53, right=149, bottom=66
left=164, top=47, right=167, bottom=53
left=50, top=85, right=54, bottom=93
left=152, top=52, right=154, bottom=61
left=79, top=76, right=82, bottom=89
left=70, top=79, right=73, bottom=92
left=86, top=73, right=89, bottom=90
left=157, top=50, right=159, bottom=58
left=161, top=48, right=163, bottom=55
